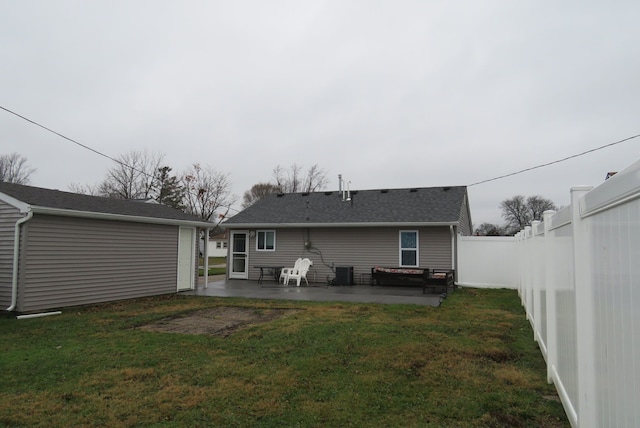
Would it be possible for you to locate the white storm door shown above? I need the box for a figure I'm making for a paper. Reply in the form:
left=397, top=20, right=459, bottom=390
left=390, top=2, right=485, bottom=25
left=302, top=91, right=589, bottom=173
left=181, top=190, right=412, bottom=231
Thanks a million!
left=230, top=231, right=249, bottom=279
left=177, top=227, right=196, bottom=291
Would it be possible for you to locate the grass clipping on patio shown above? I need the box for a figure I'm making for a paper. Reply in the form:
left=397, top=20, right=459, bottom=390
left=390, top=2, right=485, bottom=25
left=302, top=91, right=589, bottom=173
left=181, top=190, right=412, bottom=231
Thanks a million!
left=0, top=289, right=568, bottom=427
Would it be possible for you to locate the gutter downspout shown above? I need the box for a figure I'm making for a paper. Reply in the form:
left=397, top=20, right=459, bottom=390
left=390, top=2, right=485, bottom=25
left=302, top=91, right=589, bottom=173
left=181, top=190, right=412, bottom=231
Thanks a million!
left=450, top=225, right=457, bottom=283
left=7, top=210, right=33, bottom=312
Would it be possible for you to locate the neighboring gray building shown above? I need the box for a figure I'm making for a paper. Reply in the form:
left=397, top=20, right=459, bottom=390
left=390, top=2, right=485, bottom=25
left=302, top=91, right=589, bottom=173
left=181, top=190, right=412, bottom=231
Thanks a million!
left=223, top=186, right=473, bottom=285
left=0, top=182, right=213, bottom=314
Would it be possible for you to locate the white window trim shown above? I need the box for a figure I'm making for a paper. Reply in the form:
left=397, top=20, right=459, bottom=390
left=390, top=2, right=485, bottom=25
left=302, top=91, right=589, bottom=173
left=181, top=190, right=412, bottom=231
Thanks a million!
left=399, top=230, right=419, bottom=267
left=256, top=230, right=276, bottom=251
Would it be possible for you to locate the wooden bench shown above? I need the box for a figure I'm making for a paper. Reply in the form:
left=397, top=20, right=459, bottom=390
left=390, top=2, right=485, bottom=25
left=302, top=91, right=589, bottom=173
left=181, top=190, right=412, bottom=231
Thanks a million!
left=421, top=269, right=456, bottom=295
left=370, top=266, right=455, bottom=294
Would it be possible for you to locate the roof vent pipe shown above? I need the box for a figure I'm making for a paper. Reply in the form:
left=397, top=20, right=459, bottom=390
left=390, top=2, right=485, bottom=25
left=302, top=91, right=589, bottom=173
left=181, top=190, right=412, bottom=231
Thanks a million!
left=338, top=174, right=352, bottom=202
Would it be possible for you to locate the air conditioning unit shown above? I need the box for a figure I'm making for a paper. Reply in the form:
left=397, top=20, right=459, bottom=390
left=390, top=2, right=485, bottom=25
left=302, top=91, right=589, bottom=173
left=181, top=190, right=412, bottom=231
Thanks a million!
left=335, top=266, right=353, bottom=286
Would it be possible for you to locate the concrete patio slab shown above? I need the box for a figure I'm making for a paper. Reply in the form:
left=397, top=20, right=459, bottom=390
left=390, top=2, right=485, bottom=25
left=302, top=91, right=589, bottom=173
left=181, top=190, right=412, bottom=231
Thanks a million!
left=184, top=277, right=443, bottom=306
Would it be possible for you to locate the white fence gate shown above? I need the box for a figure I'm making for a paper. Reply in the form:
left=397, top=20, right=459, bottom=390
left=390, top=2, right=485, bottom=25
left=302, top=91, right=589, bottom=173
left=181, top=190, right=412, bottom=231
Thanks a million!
left=458, top=159, right=640, bottom=428
left=457, top=236, right=517, bottom=288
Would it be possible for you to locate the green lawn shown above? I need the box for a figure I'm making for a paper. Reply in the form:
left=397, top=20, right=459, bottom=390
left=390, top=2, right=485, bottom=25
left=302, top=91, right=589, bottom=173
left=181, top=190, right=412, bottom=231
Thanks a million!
left=198, top=267, right=226, bottom=276
left=0, top=289, right=568, bottom=427
left=198, top=257, right=226, bottom=276
left=199, top=256, right=226, bottom=266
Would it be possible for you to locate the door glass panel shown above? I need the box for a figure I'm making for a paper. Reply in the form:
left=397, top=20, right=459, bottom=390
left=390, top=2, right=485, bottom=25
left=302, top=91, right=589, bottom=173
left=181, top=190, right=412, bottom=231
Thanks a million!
left=234, top=235, right=246, bottom=253
left=232, top=257, right=246, bottom=273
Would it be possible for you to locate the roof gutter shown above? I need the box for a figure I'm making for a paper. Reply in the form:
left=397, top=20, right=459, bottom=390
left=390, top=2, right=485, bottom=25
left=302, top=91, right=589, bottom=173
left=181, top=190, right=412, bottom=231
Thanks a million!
left=224, top=221, right=458, bottom=229
left=29, top=205, right=213, bottom=228
left=7, top=210, right=33, bottom=312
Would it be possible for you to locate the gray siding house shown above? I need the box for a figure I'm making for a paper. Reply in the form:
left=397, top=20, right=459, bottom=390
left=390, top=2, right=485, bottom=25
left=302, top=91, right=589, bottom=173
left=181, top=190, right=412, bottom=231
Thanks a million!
left=0, top=182, right=213, bottom=313
left=223, top=186, right=472, bottom=285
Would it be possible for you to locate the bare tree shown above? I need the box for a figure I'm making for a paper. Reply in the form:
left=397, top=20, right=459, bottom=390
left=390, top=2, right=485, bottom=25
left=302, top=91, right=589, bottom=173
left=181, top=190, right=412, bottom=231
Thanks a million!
left=182, top=163, right=237, bottom=223
left=0, top=153, right=35, bottom=184
left=500, top=195, right=529, bottom=233
left=528, top=195, right=557, bottom=222
left=242, top=182, right=280, bottom=208
left=68, top=182, right=101, bottom=195
left=302, top=164, right=329, bottom=192
left=272, top=164, right=300, bottom=193
left=272, top=163, right=327, bottom=193
left=99, top=150, right=165, bottom=200
left=500, top=195, right=557, bottom=234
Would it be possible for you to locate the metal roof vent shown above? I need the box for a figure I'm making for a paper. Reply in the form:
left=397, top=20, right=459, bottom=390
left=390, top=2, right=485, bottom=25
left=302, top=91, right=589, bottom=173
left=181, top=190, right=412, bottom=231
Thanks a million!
left=339, top=175, right=351, bottom=201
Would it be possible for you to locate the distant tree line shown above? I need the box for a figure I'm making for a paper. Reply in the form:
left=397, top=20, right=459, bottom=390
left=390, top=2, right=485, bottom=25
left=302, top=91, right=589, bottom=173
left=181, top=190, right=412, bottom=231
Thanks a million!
left=1, top=151, right=555, bottom=234
left=65, top=150, right=236, bottom=226
left=3, top=151, right=330, bottom=229
left=475, top=195, right=557, bottom=236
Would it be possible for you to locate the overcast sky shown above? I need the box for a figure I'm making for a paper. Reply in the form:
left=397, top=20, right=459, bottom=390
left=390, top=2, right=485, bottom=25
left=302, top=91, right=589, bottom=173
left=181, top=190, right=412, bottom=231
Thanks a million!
left=2, top=1, right=639, bottom=227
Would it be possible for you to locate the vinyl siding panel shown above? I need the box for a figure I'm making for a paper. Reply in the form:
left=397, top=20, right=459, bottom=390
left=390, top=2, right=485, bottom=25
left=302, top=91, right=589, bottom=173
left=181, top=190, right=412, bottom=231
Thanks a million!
left=17, top=215, right=179, bottom=312
left=458, top=195, right=472, bottom=236
left=0, top=202, right=24, bottom=308
left=241, top=226, right=452, bottom=284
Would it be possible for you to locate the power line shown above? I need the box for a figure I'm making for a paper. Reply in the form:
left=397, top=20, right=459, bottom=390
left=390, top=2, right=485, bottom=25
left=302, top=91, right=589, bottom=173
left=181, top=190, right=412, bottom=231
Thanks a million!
left=1, top=104, right=241, bottom=220
left=468, top=134, right=640, bottom=187
left=0, top=104, right=150, bottom=178
left=4, top=103, right=638, bottom=194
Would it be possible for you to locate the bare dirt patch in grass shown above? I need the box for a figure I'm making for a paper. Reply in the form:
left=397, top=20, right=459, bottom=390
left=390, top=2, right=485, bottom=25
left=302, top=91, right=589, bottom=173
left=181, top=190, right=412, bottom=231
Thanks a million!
left=139, top=307, right=299, bottom=337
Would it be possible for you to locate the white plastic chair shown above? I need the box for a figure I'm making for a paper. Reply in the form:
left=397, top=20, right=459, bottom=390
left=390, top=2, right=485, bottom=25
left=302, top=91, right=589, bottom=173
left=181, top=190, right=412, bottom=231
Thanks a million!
left=286, top=258, right=313, bottom=286
left=280, top=258, right=302, bottom=284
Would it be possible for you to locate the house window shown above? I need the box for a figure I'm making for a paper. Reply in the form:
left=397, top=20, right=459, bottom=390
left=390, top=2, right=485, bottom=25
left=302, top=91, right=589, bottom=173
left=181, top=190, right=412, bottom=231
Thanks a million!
left=399, top=230, right=419, bottom=267
left=216, top=242, right=222, bottom=249
left=257, top=230, right=276, bottom=251
left=223, top=242, right=228, bottom=249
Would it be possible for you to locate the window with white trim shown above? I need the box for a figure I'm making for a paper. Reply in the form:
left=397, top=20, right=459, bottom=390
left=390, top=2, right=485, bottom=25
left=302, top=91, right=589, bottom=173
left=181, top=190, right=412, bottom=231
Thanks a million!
left=399, top=230, right=419, bottom=267
left=256, top=230, right=276, bottom=251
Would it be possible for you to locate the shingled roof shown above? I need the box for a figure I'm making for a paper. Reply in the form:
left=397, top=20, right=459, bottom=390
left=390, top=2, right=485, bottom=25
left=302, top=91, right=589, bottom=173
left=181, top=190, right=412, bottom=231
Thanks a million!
left=0, top=181, right=212, bottom=227
left=225, top=186, right=469, bottom=227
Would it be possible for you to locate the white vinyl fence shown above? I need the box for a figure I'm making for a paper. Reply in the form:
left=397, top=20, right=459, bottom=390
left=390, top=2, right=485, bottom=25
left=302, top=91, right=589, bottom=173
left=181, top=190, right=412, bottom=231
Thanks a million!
left=460, top=159, right=640, bottom=428
left=457, top=236, right=517, bottom=288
